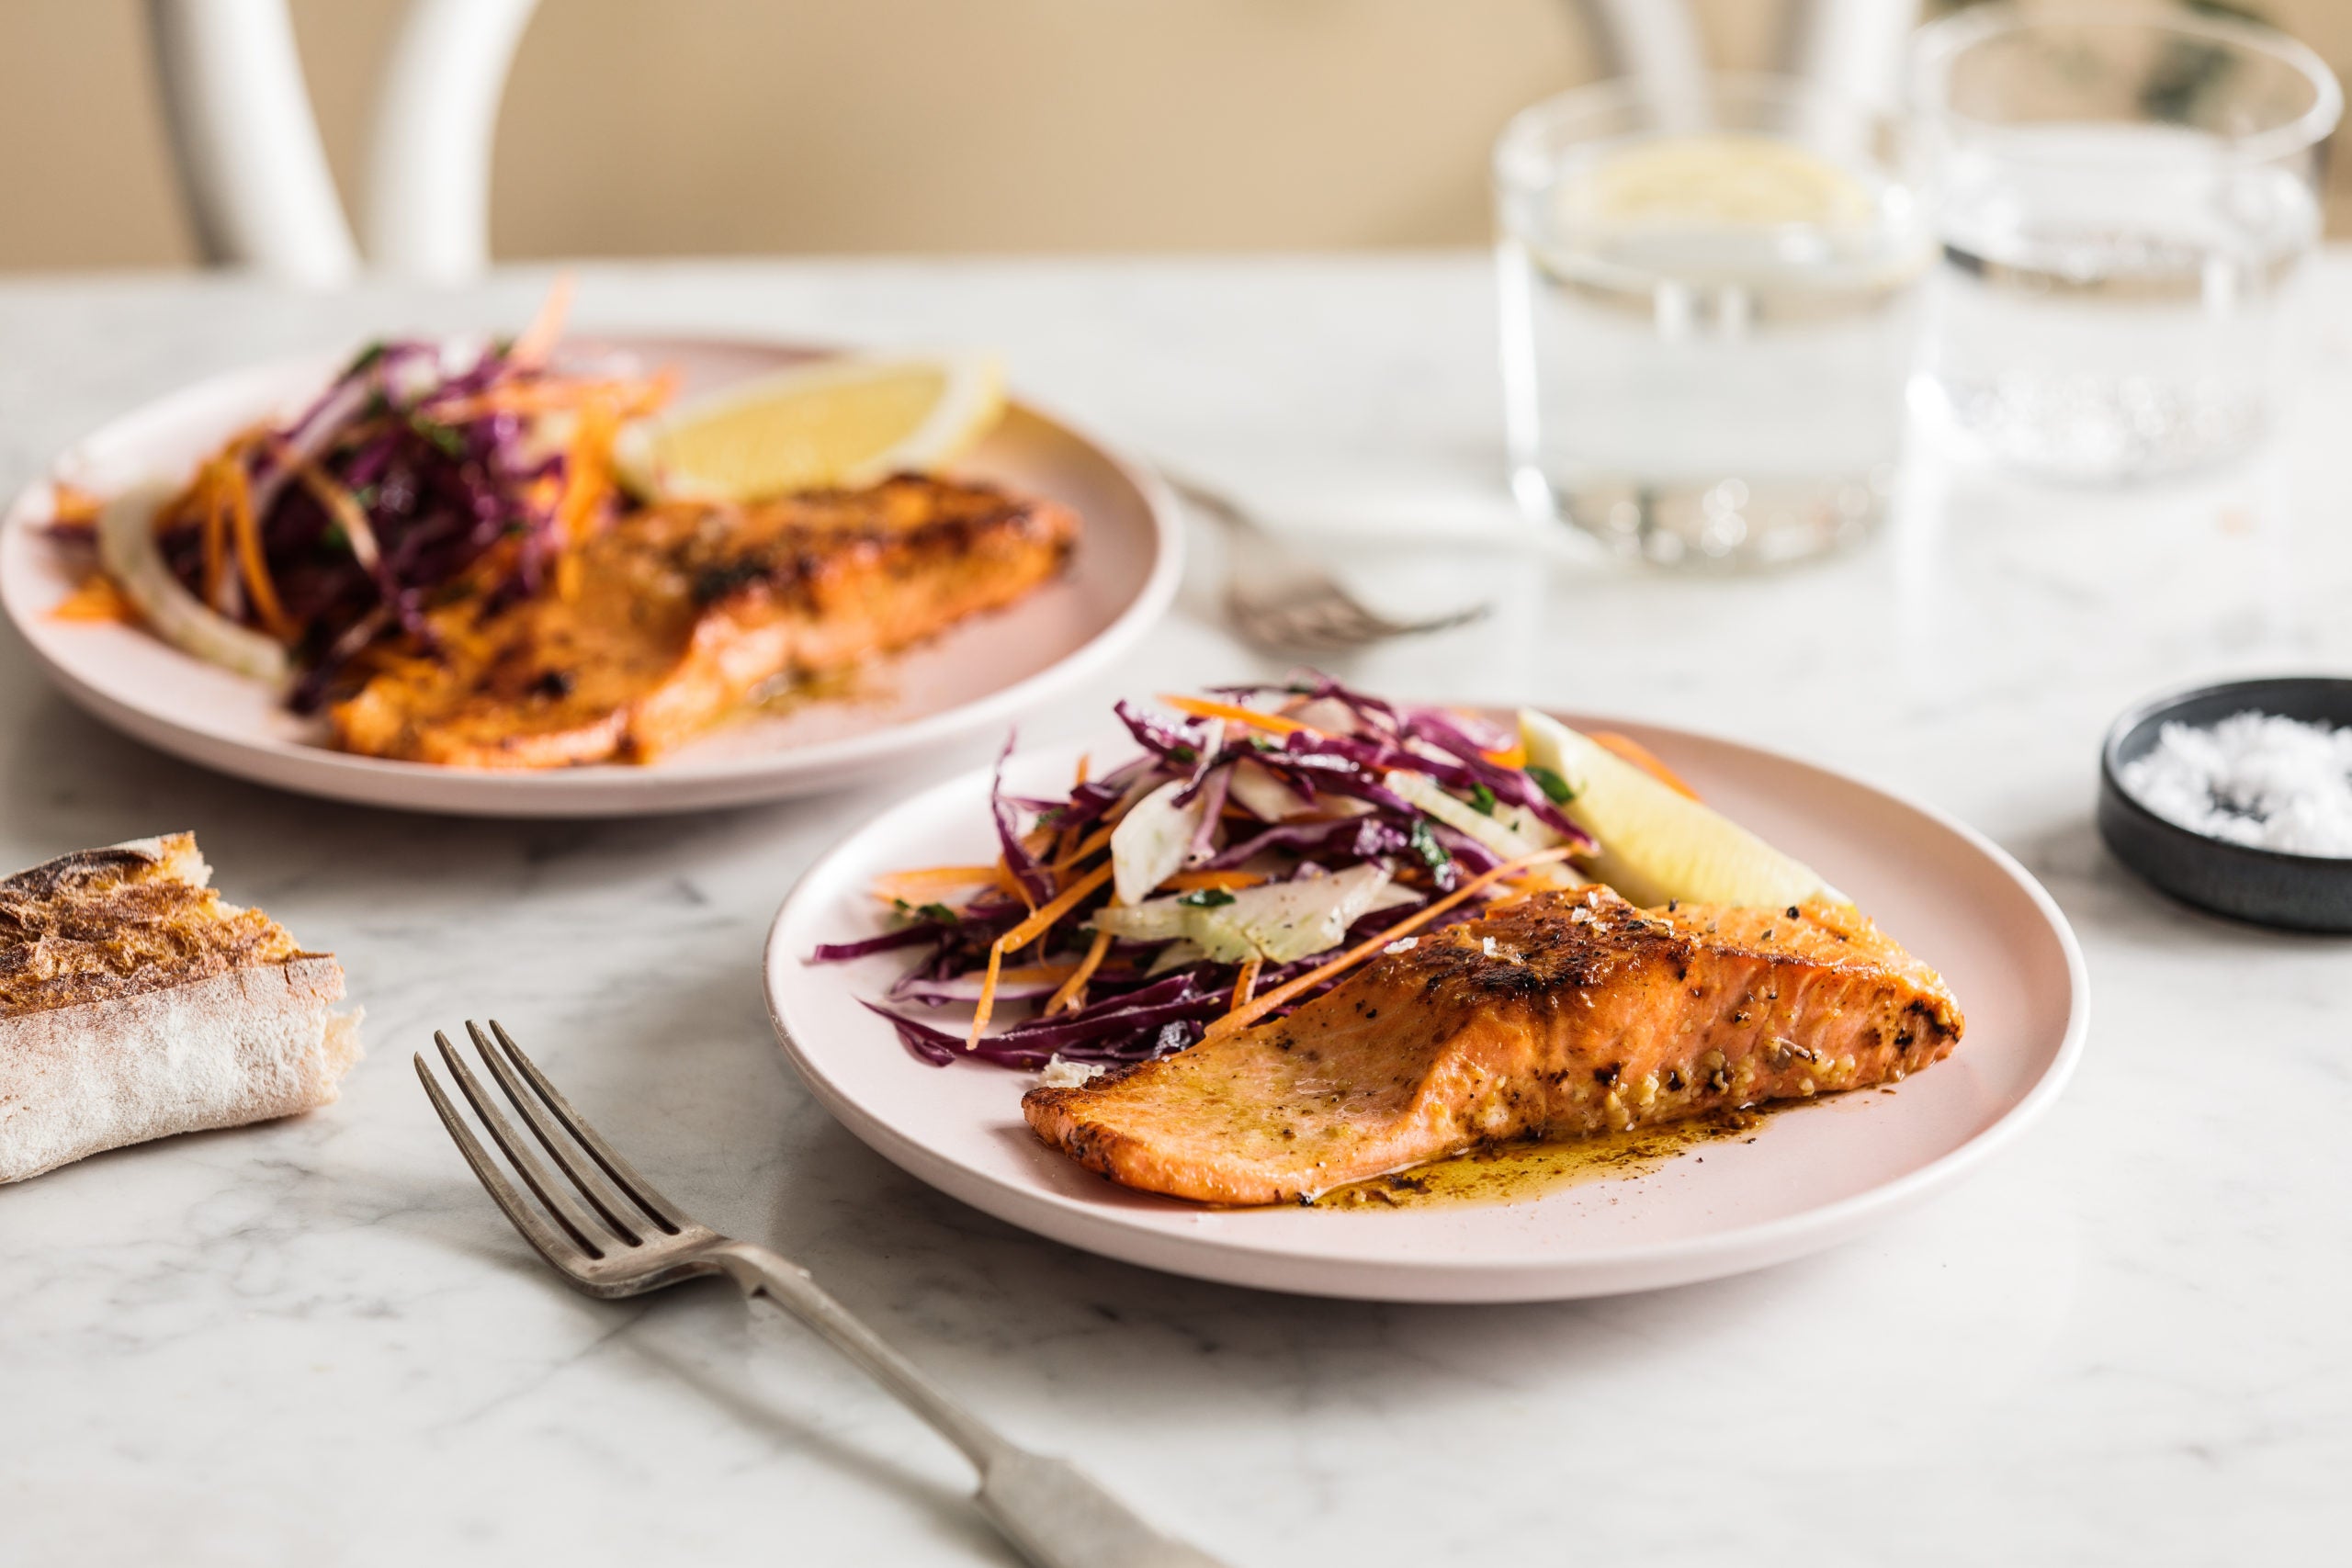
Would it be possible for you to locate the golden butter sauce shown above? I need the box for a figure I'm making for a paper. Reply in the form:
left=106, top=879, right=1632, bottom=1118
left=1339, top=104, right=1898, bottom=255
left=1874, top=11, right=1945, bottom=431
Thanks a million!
left=1307, top=1109, right=1766, bottom=1211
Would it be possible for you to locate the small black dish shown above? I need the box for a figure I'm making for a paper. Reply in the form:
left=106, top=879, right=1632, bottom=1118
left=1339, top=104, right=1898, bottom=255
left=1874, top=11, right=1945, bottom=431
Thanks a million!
left=2099, top=675, right=2352, bottom=933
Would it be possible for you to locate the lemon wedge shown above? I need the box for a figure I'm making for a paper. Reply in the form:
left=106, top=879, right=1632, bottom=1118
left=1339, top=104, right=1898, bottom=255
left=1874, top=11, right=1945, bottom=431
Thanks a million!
left=1519, top=710, right=1840, bottom=910
left=616, top=354, right=1005, bottom=503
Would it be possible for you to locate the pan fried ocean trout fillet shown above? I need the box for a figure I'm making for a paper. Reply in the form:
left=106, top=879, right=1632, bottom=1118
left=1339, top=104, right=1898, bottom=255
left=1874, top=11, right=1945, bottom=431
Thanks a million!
left=332, top=475, right=1077, bottom=767
left=1023, top=886, right=1963, bottom=1204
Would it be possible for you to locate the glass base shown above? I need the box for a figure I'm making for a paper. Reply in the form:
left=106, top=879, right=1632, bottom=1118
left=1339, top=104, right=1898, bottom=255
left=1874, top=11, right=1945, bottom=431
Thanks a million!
left=1517, top=466, right=1890, bottom=570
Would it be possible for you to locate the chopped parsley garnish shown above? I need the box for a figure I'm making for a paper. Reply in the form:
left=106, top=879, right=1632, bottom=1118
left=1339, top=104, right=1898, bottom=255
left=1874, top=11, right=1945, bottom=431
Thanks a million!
left=891, top=898, right=960, bottom=925
left=1178, top=887, right=1237, bottom=908
left=408, top=414, right=469, bottom=459
left=1408, top=817, right=1452, bottom=875
left=1526, top=764, right=1577, bottom=805
left=1466, top=782, right=1498, bottom=816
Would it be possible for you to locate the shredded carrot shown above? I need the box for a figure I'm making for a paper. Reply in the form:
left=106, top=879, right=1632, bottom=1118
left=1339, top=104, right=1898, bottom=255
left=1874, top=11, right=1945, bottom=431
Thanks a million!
left=47, top=484, right=101, bottom=529
left=428, top=375, right=673, bottom=426
left=1001, top=862, right=1114, bottom=956
left=997, top=963, right=1079, bottom=986
left=869, top=864, right=1006, bottom=904
left=554, top=405, right=615, bottom=544
left=1482, top=739, right=1528, bottom=770
left=292, top=459, right=382, bottom=570
left=1049, top=822, right=1116, bottom=875
left=1046, top=929, right=1113, bottom=1016
left=221, top=458, right=294, bottom=639
left=997, top=854, right=1039, bottom=913
left=1497, top=868, right=1581, bottom=897
left=199, top=465, right=228, bottom=612
left=49, top=573, right=135, bottom=623
left=967, top=861, right=1115, bottom=1046
left=1591, top=731, right=1702, bottom=802
left=1158, top=694, right=1309, bottom=736
left=1228, top=956, right=1262, bottom=1014
left=1162, top=869, right=1266, bottom=893
left=1048, top=756, right=1095, bottom=861
left=1203, top=846, right=1577, bottom=1041
left=545, top=400, right=619, bottom=603
left=510, top=271, right=575, bottom=367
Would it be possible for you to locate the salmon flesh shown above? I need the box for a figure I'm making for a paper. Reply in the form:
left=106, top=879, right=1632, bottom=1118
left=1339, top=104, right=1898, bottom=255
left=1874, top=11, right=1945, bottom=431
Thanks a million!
left=332, top=475, right=1078, bottom=767
left=1023, top=886, right=1963, bottom=1204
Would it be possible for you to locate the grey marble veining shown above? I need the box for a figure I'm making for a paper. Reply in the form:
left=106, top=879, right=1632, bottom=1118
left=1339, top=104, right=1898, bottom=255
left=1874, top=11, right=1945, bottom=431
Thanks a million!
left=1, top=256, right=2348, bottom=1565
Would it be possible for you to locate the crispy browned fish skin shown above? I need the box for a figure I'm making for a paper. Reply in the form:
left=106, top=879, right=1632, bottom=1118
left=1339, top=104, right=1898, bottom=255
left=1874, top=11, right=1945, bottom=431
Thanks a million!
left=331, top=475, right=1078, bottom=767
left=1022, top=887, right=1963, bottom=1205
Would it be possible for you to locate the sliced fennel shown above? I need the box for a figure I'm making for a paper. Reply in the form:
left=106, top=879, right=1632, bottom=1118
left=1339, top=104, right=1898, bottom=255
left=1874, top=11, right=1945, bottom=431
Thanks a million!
left=1226, top=758, right=1314, bottom=823
left=1091, top=863, right=1399, bottom=964
left=1385, top=769, right=1558, bottom=863
left=1109, top=778, right=1212, bottom=906
left=96, top=481, right=289, bottom=685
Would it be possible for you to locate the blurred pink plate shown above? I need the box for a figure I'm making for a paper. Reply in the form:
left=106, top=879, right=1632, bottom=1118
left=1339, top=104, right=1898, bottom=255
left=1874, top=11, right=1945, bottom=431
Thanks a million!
left=763, top=717, right=2088, bottom=1303
left=0, top=337, right=1179, bottom=817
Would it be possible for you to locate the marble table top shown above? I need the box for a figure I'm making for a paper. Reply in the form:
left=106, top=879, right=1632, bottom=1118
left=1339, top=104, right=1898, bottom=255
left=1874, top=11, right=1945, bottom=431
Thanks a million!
left=2, top=254, right=2347, bottom=1566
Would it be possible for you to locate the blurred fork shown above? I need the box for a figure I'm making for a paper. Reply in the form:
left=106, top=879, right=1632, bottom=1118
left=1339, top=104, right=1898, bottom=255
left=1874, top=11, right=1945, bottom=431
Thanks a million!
left=1163, top=472, right=1489, bottom=657
left=417, top=1021, right=1226, bottom=1568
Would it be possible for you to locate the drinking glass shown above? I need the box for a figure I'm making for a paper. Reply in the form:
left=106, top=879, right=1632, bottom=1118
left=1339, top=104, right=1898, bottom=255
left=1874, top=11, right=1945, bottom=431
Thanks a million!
left=1495, top=74, right=1932, bottom=570
left=1910, top=5, right=2340, bottom=482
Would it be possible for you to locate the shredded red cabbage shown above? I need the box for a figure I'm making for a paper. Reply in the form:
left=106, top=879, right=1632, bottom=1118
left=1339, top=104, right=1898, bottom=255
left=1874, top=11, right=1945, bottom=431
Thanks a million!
left=815, top=678, right=1600, bottom=1070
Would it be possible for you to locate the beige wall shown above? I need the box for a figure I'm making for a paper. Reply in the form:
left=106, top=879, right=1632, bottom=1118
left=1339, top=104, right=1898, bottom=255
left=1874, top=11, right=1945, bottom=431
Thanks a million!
left=0, top=0, right=2344, bottom=273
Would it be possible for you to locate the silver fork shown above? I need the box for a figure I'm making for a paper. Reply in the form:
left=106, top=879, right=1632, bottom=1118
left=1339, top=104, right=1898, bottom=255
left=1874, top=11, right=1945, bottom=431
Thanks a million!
left=1164, top=472, right=1489, bottom=657
left=416, top=1021, right=1227, bottom=1568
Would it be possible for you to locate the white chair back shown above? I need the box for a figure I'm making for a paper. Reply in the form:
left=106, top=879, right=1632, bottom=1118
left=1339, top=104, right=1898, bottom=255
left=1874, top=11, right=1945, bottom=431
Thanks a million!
left=147, top=0, right=1917, bottom=286
left=145, top=0, right=539, bottom=285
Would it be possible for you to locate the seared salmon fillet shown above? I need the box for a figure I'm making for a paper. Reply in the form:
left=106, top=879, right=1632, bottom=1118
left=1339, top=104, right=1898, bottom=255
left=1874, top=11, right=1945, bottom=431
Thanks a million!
left=331, top=475, right=1077, bottom=767
left=1023, top=886, right=1962, bottom=1204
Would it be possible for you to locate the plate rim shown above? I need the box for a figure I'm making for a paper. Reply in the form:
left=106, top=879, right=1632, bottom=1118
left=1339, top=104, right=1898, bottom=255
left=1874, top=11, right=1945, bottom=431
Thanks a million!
left=762, top=710, right=2092, bottom=1302
left=0, top=336, right=1184, bottom=816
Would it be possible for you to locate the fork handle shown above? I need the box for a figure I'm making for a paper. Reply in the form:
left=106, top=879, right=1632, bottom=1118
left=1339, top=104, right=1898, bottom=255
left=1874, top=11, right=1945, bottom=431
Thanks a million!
left=713, top=1242, right=1227, bottom=1567
left=713, top=1240, right=1008, bottom=1469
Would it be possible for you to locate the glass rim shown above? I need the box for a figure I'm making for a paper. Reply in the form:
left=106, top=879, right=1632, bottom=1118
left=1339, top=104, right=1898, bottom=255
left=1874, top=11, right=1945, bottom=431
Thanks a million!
left=1908, top=2, right=2343, bottom=164
left=1493, top=70, right=1904, bottom=192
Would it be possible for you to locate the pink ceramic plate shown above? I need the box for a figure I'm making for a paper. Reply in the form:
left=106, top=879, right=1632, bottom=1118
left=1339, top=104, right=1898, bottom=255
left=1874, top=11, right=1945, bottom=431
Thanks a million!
left=763, top=717, right=2088, bottom=1303
left=0, top=338, right=1180, bottom=817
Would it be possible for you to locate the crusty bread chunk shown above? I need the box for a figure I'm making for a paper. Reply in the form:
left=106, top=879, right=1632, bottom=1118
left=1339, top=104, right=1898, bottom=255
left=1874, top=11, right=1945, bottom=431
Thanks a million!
left=0, top=833, right=360, bottom=1183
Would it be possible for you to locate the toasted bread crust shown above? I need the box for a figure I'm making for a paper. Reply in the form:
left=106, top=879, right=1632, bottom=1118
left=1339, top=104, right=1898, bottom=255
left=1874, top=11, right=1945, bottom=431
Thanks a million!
left=0, top=833, right=299, bottom=1018
left=0, top=834, right=361, bottom=1183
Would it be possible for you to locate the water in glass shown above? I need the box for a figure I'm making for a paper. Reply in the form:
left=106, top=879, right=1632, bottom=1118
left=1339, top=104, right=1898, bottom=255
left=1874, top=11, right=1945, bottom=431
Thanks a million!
left=1498, top=98, right=1930, bottom=570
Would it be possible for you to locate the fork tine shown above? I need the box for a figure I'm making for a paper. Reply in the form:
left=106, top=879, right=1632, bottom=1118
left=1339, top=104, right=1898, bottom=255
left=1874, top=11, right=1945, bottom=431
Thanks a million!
left=1385, top=604, right=1489, bottom=637
left=432, top=1031, right=615, bottom=1257
left=413, top=1053, right=599, bottom=1276
left=465, top=1021, right=645, bottom=1247
left=485, top=1020, right=691, bottom=1235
